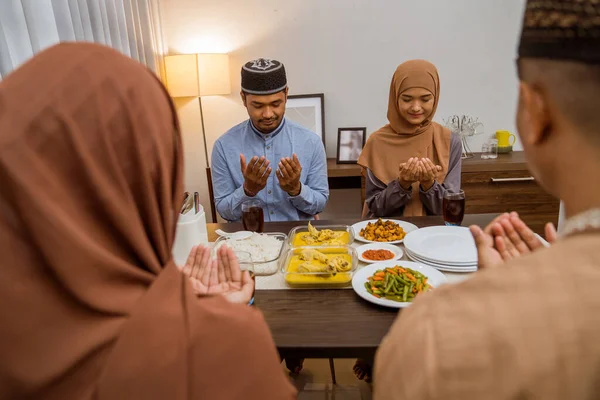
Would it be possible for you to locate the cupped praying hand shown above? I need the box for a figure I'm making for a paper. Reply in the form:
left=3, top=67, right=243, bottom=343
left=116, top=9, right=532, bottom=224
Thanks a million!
left=182, top=245, right=255, bottom=305
left=398, top=157, right=442, bottom=190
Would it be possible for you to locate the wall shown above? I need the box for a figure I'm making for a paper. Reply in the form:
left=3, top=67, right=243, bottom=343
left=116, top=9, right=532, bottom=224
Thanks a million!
left=160, top=0, right=527, bottom=220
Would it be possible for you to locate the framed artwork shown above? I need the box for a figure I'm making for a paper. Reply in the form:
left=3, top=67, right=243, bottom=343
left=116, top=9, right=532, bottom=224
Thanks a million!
left=336, top=127, right=366, bottom=164
left=285, top=93, right=326, bottom=149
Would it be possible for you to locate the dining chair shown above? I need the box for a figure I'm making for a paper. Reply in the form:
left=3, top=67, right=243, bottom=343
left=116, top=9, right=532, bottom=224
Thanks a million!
left=206, top=167, right=218, bottom=223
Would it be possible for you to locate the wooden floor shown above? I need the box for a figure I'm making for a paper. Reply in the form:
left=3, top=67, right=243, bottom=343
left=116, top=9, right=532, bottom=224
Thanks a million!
left=288, top=359, right=372, bottom=400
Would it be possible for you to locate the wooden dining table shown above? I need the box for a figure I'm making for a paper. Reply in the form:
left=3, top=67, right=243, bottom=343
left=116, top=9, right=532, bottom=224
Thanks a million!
left=206, top=214, right=497, bottom=359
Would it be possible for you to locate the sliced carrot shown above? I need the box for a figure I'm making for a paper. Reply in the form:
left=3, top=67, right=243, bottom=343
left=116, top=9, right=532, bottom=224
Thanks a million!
left=374, top=271, right=386, bottom=277
left=372, top=276, right=384, bottom=281
left=373, top=294, right=381, bottom=298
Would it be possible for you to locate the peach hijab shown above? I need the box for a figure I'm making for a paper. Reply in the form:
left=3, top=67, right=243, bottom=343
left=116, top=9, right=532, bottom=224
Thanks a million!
left=0, top=43, right=294, bottom=399
left=358, top=60, right=451, bottom=216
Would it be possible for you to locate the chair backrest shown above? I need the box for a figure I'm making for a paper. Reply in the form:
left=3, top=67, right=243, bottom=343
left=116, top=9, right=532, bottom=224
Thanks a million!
left=360, top=167, right=366, bottom=208
left=205, top=167, right=218, bottom=223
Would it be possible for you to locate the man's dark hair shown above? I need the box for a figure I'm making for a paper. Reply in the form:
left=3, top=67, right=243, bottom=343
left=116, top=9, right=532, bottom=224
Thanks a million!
left=518, top=58, right=600, bottom=144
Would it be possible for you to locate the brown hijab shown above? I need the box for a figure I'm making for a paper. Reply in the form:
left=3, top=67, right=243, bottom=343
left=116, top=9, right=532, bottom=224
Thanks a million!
left=0, top=43, right=295, bottom=399
left=358, top=60, right=451, bottom=216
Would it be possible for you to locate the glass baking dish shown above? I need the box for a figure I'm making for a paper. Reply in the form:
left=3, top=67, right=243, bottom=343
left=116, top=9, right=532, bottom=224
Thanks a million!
left=286, top=224, right=355, bottom=248
left=213, top=232, right=287, bottom=276
left=281, top=245, right=358, bottom=288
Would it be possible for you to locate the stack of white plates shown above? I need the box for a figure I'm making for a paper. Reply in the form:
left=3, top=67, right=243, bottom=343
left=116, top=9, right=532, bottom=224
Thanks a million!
left=403, top=226, right=478, bottom=273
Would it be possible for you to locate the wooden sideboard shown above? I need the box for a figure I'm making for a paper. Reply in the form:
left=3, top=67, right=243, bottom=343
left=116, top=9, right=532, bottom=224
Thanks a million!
left=327, top=152, right=559, bottom=234
left=461, top=152, right=559, bottom=234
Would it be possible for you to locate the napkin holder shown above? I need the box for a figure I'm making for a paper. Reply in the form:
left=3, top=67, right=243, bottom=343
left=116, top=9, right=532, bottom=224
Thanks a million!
left=172, top=196, right=209, bottom=266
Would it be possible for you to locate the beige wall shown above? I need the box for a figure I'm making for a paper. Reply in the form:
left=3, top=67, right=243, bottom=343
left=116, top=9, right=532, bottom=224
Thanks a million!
left=160, top=0, right=527, bottom=220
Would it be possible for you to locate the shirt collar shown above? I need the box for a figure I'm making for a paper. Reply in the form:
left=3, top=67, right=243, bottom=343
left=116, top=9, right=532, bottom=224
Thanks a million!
left=561, top=208, right=600, bottom=237
left=249, top=118, right=286, bottom=140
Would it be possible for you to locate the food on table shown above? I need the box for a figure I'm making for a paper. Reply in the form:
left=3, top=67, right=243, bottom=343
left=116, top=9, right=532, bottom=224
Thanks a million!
left=297, top=262, right=337, bottom=275
left=213, top=233, right=282, bottom=275
left=299, top=248, right=329, bottom=263
left=293, top=222, right=348, bottom=246
left=365, top=265, right=432, bottom=302
left=362, top=249, right=396, bottom=261
left=328, top=255, right=351, bottom=272
left=360, top=219, right=406, bottom=242
left=298, top=250, right=350, bottom=273
left=284, top=251, right=354, bottom=285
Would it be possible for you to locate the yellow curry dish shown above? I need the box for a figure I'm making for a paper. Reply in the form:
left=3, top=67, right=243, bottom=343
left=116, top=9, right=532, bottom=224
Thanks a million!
left=283, top=247, right=357, bottom=287
left=289, top=222, right=352, bottom=247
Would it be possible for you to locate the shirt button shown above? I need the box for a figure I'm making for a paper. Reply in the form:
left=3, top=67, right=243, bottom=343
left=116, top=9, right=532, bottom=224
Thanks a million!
left=270, top=211, right=274, bottom=215
left=268, top=190, right=272, bottom=194
left=266, top=145, right=271, bottom=149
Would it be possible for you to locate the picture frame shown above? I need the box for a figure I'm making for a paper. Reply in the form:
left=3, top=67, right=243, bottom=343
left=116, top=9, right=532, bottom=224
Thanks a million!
left=285, top=93, right=326, bottom=149
left=336, top=127, right=366, bottom=164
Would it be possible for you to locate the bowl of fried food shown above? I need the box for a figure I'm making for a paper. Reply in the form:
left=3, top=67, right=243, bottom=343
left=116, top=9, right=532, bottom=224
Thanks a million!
left=352, top=218, right=418, bottom=244
left=282, top=246, right=357, bottom=287
left=287, top=222, right=354, bottom=247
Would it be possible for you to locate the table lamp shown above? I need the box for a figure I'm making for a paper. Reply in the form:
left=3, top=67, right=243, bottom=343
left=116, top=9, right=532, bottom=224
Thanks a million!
left=164, top=53, right=231, bottom=222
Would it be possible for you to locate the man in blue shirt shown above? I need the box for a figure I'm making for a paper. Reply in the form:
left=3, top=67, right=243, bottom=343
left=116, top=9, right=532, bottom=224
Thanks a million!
left=211, top=58, right=329, bottom=222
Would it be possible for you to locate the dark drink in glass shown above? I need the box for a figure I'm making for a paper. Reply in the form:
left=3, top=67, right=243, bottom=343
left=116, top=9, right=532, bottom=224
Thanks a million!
left=241, top=199, right=264, bottom=233
left=443, top=190, right=465, bottom=226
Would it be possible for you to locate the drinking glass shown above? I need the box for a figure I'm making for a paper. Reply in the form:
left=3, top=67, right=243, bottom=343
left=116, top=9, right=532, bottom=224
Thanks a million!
left=443, top=190, right=466, bottom=226
left=241, top=199, right=264, bottom=233
left=487, top=139, right=498, bottom=159
left=235, top=251, right=256, bottom=306
left=481, top=142, right=490, bottom=159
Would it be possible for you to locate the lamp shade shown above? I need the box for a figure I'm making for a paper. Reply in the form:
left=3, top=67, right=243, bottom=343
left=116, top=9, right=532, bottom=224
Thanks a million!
left=164, top=53, right=231, bottom=97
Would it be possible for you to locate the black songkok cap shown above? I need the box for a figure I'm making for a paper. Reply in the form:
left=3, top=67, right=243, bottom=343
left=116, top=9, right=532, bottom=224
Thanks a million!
left=519, top=0, right=600, bottom=64
left=241, top=58, right=287, bottom=95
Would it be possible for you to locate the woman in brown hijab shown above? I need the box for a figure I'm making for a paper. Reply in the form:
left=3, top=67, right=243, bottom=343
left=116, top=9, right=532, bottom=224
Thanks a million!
left=0, top=43, right=295, bottom=399
left=358, top=60, right=462, bottom=218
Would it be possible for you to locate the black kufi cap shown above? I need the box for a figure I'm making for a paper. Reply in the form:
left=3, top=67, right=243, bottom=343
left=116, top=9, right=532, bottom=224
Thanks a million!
left=241, top=58, right=287, bottom=95
left=519, top=0, right=600, bottom=64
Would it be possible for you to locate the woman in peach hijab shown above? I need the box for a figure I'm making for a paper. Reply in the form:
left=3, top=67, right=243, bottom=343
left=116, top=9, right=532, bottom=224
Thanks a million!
left=0, top=43, right=295, bottom=399
left=354, top=60, right=462, bottom=382
left=358, top=60, right=462, bottom=218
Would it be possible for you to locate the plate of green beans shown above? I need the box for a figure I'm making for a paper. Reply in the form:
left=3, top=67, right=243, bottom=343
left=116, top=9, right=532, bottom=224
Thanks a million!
left=352, top=261, right=447, bottom=308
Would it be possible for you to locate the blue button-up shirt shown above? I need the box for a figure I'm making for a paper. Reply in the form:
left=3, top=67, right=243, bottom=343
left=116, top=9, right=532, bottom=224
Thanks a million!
left=211, top=118, right=329, bottom=222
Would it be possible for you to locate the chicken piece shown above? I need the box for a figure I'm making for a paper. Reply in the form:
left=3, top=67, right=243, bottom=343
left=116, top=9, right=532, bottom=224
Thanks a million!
left=297, top=262, right=336, bottom=276
left=307, top=222, right=319, bottom=238
left=317, top=229, right=336, bottom=242
left=328, top=256, right=351, bottom=272
left=299, top=249, right=328, bottom=264
left=303, top=234, right=316, bottom=245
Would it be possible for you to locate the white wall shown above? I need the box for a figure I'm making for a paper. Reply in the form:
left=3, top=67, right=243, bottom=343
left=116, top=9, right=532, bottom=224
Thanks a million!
left=161, top=0, right=527, bottom=219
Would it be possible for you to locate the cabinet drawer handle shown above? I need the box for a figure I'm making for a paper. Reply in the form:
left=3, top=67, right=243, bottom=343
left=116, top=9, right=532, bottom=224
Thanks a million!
left=490, top=177, right=535, bottom=183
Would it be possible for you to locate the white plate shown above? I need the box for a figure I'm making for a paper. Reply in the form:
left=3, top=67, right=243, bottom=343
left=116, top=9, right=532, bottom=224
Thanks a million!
left=405, top=248, right=477, bottom=267
left=403, top=226, right=477, bottom=264
left=352, top=219, right=419, bottom=244
left=352, top=261, right=447, bottom=308
left=356, top=243, right=404, bottom=264
left=405, top=249, right=477, bottom=268
left=406, top=251, right=478, bottom=273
